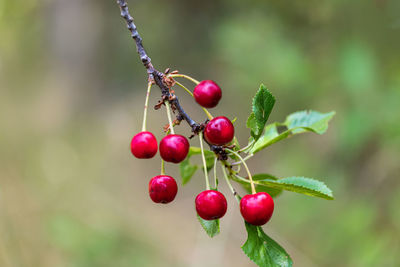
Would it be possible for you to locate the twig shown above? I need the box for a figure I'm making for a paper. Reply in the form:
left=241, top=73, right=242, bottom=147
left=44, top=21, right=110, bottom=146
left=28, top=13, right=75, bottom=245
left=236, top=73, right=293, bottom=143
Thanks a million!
left=116, top=0, right=201, bottom=133
left=116, top=0, right=154, bottom=73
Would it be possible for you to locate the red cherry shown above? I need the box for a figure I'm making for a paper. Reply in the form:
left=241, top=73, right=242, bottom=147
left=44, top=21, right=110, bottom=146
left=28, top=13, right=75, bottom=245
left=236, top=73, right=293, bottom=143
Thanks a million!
left=195, top=190, right=227, bottom=220
left=204, top=116, right=235, bottom=146
left=130, top=131, right=158, bottom=159
left=193, top=80, right=222, bottom=108
left=159, top=134, right=189, bottom=163
left=240, top=192, right=274, bottom=226
left=149, top=175, right=178, bottom=204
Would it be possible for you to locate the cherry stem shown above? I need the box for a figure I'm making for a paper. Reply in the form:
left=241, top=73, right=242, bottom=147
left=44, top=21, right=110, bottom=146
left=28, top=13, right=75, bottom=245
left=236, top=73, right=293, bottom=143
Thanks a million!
left=236, top=140, right=255, bottom=153
left=220, top=163, right=240, bottom=203
left=161, top=159, right=165, bottom=175
left=174, top=80, right=193, bottom=96
left=173, top=80, right=213, bottom=120
left=141, top=82, right=153, bottom=132
left=213, top=157, right=218, bottom=189
left=169, top=74, right=200, bottom=85
left=232, top=174, right=263, bottom=185
left=231, top=154, right=253, bottom=166
left=199, top=132, right=210, bottom=190
left=225, top=148, right=256, bottom=194
left=202, top=108, right=213, bottom=121
left=165, top=101, right=175, bottom=134
left=166, top=120, right=178, bottom=135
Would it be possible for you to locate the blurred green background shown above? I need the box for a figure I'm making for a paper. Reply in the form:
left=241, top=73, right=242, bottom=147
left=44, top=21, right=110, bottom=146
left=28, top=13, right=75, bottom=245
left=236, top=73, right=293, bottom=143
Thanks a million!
left=1, top=0, right=400, bottom=266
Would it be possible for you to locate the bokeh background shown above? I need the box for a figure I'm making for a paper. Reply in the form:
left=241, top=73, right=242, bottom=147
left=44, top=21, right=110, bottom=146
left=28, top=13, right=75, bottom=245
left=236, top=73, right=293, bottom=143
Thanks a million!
left=1, top=0, right=400, bottom=266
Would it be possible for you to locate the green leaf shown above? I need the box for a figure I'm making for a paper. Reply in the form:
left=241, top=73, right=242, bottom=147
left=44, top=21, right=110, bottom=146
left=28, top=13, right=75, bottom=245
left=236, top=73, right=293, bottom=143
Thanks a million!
left=284, top=110, right=336, bottom=134
left=234, top=174, right=282, bottom=198
left=188, top=146, right=202, bottom=156
left=256, top=176, right=334, bottom=200
left=253, top=174, right=283, bottom=198
left=196, top=149, right=215, bottom=173
left=232, top=136, right=241, bottom=151
left=179, top=147, right=215, bottom=184
left=253, top=84, right=276, bottom=133
left=250, top=110, right=335, bottom=153
left=242, top=222, right=292, bottom=267
left=188, top=147, right=214, bottom=159
left=247, top=85, right=276, bottom=139
left=247, top=112, right=259, bottom=138
left=180, top=159, right=198, bottom=185
left=197, top=215, right=220, bottom=237
left=250, top=124, right=290, bottom=153
left=232, top=175, right=333, bottom=200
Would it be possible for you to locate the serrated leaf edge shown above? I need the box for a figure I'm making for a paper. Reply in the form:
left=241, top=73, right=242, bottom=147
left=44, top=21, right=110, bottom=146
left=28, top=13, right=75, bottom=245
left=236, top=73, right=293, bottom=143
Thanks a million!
left=197, top=215, right=220, bottom=238
left=241, top=223, right=293, bottom=267
left=259, top=176, right=334, bottom=200
left=250, top=110, right=336, bottom=153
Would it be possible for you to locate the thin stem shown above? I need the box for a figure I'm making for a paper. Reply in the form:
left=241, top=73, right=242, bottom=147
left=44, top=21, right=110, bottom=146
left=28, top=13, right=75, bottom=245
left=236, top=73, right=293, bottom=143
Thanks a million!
left=141, top=82, right=152, bottom=131
left=174, top=80, right=193, bottom=96
left=226, top=148, right=256, bottom=194
left=233, top=174, right=250, bottom=183
left=220, top=163, right=240, bottom=203
left=202, top=107, right=214, bottom=121
left=169, top=74, right=200, bottom=85
left=231, top=154, right=253, bottom=166
left=237, top=140, right=255, bottom=153
left=173, top=80, right=213, bottom=120
left=161, top=159, right=165, bottom=175
left=166, top=120, right=179, bottom=135
left=213, top=157, right=218, bottom=188
left=199, top=132, right=210, bottom=190
left=232, top=174, right=260, bottom=185
left=232, top=163, right=241, bottom=173
left=165, top=101, right=175, bottom=134
left=222, top=160, right=240, bottom=178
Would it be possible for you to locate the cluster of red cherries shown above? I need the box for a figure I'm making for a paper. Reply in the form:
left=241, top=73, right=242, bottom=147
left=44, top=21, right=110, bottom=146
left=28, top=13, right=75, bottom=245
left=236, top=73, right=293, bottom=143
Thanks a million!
left=130, top=80, right=274, bottom=226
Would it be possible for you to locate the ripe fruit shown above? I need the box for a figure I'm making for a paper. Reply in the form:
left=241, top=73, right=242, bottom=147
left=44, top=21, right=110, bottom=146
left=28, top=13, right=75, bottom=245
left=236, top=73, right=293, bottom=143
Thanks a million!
left=195, top=190, right=227, bottom=220
left=240, top=192, right=274, bottom=226
left=193, top=80, right=222, bottom=108
left=204, top=116, right=235, bottom=146
left=159, top=134, right=190, bottom=163
left=149, top=175, right=178, bottom=203
left=130, top=131, right=158, bottom=159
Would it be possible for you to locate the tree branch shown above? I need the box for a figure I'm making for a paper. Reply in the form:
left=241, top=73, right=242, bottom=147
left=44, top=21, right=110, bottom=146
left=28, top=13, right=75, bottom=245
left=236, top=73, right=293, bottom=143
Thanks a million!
left=116, top=0, right=153, bottom=73
left=116, top=0, right=227, bottom=159
left=116, top=0, right=202, bottom=132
